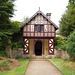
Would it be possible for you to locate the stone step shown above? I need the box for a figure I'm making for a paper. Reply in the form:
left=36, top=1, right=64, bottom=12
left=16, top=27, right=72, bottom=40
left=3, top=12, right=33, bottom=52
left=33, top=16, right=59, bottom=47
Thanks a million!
left=30, top=59, right=46, bottom=61
left=35, top=56, right=43, bottom=59
left=30, top=56, right=46, bottom=61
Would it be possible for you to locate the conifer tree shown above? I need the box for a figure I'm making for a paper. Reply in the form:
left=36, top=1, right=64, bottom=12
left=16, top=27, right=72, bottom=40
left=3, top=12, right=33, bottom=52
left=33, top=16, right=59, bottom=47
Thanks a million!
left=59, top=0, right=75, bottom=36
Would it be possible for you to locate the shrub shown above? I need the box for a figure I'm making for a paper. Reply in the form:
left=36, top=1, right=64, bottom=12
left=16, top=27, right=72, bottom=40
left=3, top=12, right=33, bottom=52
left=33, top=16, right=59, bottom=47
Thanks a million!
left=0, top=57, right=4, bottom=60
left=0, top=51, right=5, bottom=56
left=7, top=59, right=13, bottom=63
left=66, top=31, right=75, bottom=59
left=63, top=58, right=68, bottom=61
left=61, top=44, right=67, bottom=51
left=54, top=36, right=67, bottom=50
left=0, top=61, right=9, bottom=70
left=11, top=42, right=24, bottom=49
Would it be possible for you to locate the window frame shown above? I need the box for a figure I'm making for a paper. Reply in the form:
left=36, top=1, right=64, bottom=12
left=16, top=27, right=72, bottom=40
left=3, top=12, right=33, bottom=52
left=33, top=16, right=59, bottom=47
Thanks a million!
left=35, top=25, right=44, bottom=32
left=40, top=25, right=44, bottom=32
left=35, top=25, right=38, bottom=32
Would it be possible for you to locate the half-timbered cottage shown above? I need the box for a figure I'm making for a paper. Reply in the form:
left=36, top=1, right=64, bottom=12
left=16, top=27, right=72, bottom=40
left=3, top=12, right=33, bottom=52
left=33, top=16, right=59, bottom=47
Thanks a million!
left=20, top=9, right=58, bottom=58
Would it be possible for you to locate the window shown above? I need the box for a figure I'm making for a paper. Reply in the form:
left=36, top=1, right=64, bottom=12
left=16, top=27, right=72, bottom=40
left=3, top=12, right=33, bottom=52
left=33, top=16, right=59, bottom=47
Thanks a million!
left=41, top=25, right=43, bottom=32
left=35, top=25, right=37, bottom=32
left=35, top=25, right=44, bottom=32
left=38, top=25, right=40, bottom=32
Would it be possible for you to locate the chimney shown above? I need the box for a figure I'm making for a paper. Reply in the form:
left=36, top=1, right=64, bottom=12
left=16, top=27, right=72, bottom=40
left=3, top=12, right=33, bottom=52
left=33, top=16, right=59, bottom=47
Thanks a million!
left=46, top=13, right=51, bottom=19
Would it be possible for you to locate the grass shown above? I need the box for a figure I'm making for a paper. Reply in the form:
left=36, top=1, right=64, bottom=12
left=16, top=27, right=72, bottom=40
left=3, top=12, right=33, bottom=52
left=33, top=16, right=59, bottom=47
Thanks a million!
left=7, top=59, right=13, bottom=63
left=48, top=58, right=75, bottom=75
left=0, top=59, right=29, bottom=75
left=0, top=57, right=4, bottom=60
left=0, top=61, right=9, bottom=70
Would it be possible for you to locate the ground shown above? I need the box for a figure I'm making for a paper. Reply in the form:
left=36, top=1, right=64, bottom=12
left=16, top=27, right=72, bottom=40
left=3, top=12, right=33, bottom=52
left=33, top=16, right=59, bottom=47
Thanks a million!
left=25, top=59, right=63, bottom=75
left=0, top=57, right=75, bottom=75
left=48, top=58, right=75, bottom=75
left=0, top=57, right=21, bottom=72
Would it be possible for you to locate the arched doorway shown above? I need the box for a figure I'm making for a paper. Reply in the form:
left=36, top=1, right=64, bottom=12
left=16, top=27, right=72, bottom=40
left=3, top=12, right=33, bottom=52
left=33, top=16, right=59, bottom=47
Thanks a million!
left=35, top=40, right=42, bottom=55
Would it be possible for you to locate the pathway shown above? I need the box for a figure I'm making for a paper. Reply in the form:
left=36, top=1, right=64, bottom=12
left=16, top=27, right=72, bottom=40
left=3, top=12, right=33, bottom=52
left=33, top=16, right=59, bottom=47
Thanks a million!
left=25, top=59, right=63, bottom=75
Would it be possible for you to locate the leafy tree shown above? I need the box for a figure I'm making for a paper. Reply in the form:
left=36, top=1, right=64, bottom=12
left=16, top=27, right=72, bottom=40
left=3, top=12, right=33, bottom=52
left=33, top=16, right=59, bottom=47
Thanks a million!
left=22, top=16, right=29, bottom=23
left=0, top=0, right=29, bottom=50
left=67, top=0, right=75, bottom=9
left=59, top=0, right=75, bottom=36
left=0, top=0, right=15, bottom=51
left=66, top=31, right=75, bottom=59
left=10, top=21, right=22, bottom=42
left=10, top=16, right=29, bottom=49
left=0, top=0, right=15, bottom=31
left=10, top=21, right=22, bottom=33
left=11, top=21, right=23, bottom=49
left=11, top=17, right=28, bottom=49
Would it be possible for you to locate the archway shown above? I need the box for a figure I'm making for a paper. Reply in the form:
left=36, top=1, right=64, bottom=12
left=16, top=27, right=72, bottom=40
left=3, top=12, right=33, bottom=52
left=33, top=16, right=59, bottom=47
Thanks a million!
left=35, top=40, right=42, bottom=55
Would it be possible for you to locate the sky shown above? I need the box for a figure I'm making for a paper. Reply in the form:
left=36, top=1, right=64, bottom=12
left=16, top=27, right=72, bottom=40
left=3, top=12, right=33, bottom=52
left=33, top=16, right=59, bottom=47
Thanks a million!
left=12, top=0, right=69, bottom=26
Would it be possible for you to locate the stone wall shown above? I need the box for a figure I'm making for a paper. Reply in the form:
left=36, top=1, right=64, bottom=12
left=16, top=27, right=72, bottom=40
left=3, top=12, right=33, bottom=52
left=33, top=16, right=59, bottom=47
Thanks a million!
left=5, top=47, right=23, bottom=59
left=5, top=43, right=69, bottom=59
left=5, top=48, right=69, bottom=59
left=45, top=49, right=70, bottom=59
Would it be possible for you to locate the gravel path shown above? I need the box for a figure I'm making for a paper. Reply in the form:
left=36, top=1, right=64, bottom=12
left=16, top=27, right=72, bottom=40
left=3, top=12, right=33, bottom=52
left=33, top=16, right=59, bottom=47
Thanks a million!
left=25, top=60, right=63, bottom=75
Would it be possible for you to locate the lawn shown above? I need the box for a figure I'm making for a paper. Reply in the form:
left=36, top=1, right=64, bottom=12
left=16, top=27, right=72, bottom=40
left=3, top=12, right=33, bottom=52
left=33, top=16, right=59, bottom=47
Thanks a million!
left=0, top=59, right=29, bottom=75
left=48, top=58, right=75, bottom=75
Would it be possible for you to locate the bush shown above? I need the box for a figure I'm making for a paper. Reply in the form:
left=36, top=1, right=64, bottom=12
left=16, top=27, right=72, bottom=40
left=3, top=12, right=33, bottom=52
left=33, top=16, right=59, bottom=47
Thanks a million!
left=0, top=57, right=4, bottom=60
left=11, top=42, right=24, bottom=49
left=61, top=44, right=67, bottom=51
left=66, top=31, right=75, bottom=59
left=0, top=61, right=9, bottom=70
left=0, top=51, right=5, bottom=56
left=0, top=32, right=9, bottom=51
left=7, top=59, right=13, bottom=63
left=63, top=58, right=68, bottom=61
left=54, top=36, right=67, bottom=50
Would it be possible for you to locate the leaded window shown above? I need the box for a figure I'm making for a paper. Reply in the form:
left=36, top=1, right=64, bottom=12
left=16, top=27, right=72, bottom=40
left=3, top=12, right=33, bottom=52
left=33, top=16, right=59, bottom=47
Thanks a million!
left=35, top=25, right=44, bottom=32
left=41, top=25, right=43, bottom=32
left=35, top=25, right=37, bottom=32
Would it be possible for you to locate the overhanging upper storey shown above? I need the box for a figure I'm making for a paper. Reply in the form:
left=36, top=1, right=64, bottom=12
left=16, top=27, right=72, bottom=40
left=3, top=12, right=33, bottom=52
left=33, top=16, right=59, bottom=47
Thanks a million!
left=20, top=10, right=58, bottom=38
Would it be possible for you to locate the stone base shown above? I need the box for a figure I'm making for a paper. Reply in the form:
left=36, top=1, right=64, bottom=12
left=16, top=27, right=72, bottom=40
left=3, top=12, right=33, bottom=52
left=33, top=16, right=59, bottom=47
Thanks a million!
left=23, top=54, right=30, bottom=59
left=30, top=55, right=36, bottom=59
left=45, top=55, right=56, bottom=59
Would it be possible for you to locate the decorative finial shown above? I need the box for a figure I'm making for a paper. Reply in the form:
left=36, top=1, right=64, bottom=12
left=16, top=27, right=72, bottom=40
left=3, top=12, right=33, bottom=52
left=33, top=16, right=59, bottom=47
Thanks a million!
left=39, top=7, right=40, bottom=11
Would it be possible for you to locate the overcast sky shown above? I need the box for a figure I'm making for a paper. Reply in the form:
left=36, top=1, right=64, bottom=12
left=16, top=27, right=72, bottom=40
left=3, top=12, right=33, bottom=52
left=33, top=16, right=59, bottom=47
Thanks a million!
left=12, top=0, right=69, bottom=26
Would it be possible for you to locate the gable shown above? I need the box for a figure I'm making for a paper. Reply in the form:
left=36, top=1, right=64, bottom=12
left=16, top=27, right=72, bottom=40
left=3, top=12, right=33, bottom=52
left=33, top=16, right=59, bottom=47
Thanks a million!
left=20, top=10, right=58, bottom=30
left=28, top=14, right=51, bottom=25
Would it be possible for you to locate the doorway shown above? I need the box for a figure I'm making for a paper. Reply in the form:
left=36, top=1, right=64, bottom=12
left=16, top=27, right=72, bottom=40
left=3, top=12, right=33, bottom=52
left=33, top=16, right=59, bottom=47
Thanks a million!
left=35, top=40, right=42, bottom=55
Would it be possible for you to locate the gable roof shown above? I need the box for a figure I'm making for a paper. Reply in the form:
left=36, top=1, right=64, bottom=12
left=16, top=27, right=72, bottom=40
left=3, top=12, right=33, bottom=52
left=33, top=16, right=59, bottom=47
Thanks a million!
left=20, top=10, right=58, bottom=30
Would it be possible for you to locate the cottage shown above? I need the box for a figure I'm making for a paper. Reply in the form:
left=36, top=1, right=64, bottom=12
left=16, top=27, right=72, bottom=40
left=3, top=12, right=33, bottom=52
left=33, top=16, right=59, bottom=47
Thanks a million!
left=20, top=9, right=58, bottom=58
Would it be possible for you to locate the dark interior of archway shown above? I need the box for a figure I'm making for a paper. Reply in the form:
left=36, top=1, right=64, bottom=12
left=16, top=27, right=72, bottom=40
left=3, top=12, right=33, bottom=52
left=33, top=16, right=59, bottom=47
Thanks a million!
left=35, top=41, right=42, bottom=55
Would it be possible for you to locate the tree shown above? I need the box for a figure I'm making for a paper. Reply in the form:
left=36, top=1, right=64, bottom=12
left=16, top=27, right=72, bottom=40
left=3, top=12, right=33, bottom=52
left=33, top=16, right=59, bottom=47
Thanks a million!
left=10, top=21, right=22, bottom=41
left=10, top=21, right=23, bottom=48
left=22, top=16, right=29, bottom=23
left=0, top=0, right=29, bottom=51
left=54, top=36, right=67, bottom=49
left=66, top=31, right=75, bottom=59
left=59, top=0, right=75, bottom=36
left=10, top=21, right=22, bottom=33
left=0, top=0, right=15, bottom=31
left=0, top=0, right=15, bottom=51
